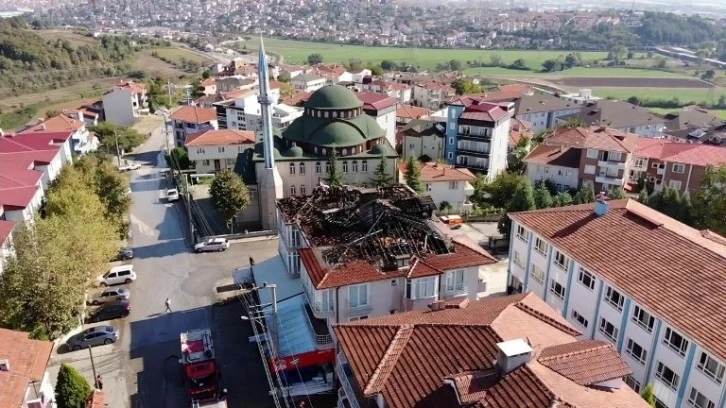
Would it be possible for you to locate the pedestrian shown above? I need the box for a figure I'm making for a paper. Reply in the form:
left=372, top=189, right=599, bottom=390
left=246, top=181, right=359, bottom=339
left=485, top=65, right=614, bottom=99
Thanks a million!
left=96, top=375, right=103, bottom=390
left=165, top=297, right=172, bottom=313
left=249, top=256, right=255, bottom=266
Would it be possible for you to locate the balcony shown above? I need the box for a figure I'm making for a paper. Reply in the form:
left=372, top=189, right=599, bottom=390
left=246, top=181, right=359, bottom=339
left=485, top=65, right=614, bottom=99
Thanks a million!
left=303, top=288, right=333, bottom=319
left=595, top=175, right=623, bottom=185
left=455, top=147, right=490, bottom=157
left=337, top=354, right=361, bottom=408
left=598, top=160, right=626, bottom=170
left=338, top=388, right=352, bottom=408
left=458, top=132, right=492, bottom=141
left=303, top=303, right=333, bottom=347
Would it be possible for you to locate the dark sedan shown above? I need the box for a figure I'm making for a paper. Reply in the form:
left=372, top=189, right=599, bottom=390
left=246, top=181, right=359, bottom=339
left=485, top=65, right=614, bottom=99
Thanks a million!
left=86, top=300, right=131, bottom=323
left=116, top=248, right=134, bottom=261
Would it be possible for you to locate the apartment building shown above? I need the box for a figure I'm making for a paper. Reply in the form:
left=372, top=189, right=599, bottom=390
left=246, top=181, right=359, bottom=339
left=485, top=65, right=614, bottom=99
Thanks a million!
left=400, top=119, right=445, bottom=161
left=21, top=112, right=98, bottom=155
left=357, top=92, right=398, bottom=148
left=507, top=198, right=726, bottom=408
left=559, top=100, right=667, bottom=137
left=412, top=81, right=455, bottom=110
left=398, top=161, right=475, bottom=214
left=0, top=328, right=55, bottom=408
left=214, top=87, right=299, bottom=134
left=291, top=74, right=327, bottom=92
left=525, top=126, right=638, bottom=192
left=395, top=104, right=430, bottom=126
left=445, top=98, right=514, bottom=180
left=185, top=129, right=255, bottom=173
left=514, top=94, right=580, bottom=132
left=169, top=106, right=219, bottom=147
left=335, top=293, right=650, bottom=408
left=102, top=80, right=148, bottom=126
left=629, top=139, right=726, bottom=194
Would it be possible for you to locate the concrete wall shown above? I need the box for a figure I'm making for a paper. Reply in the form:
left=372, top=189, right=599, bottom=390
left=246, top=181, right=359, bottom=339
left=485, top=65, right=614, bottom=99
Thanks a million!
left=403, top=134, right=444, bottom=161
left=425, top=180, right=472, bottom=214
left=103, top=88, right=136, bottom=127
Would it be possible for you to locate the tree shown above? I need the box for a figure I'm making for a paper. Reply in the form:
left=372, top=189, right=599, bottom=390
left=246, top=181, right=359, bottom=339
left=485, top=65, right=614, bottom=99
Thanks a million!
left=56, top=363, right=92, bottom=408
left=165, top=147, right=191, bottom=170
left=439, top=201, right=452, bottom=214
left=573, top=185, right=596, bottom=204
left=380, top=60, right=395, bottom=71
left=449, top=59, right=463, bottom=71
left=542, top=59, right=561, bottom=72
left=307, top=53, right=323, bottom=65
left=369, top=65, right=384, bottom=76
left=483, top=172, right=527, bottom=209
left=404, top=157, right=423, bottom=193
left=326, top=148, right=343, bottom=186
left=371, top=156, right=393, bottom=188
left=210, top=169, right=250, bottom=230
left=201, top=69, right=212, bottom=79
left=564, top=52, right=582, bottom=68
left=692, top=165, right=726, bottom=235
left=451, top=79, right=481, bottom=96
left=533, top=185, right=553, bottom=209
left=498, top=181, right=536, bottom=236
left=510, top=59, right=528, bottom=70
left=609, top=187, right=627, bottom=199
left=640, top=384, right=656, bottom=408
left=702, top=70, right=715, bottom=80
left=637, top=188, right=649, bottom=204
left=489, top=54, right=502, bottom=67
left=608, top=45, right=628, bottom=63
left=552, top=191, right=573, bottom=207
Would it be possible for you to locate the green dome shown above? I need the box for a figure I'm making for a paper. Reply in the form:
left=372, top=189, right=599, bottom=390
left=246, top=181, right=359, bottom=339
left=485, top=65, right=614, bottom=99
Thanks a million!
left=282, top=113, right=384, bottom=148
left=285, top=146, right=304, bottom=157
left=305, top=85, right=363, bottom=110
left=369, top=143, right=396, bottom=156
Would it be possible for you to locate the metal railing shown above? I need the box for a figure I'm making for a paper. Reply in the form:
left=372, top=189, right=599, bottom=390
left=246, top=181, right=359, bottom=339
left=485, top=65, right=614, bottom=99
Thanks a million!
left=301, top=303, right=333, bottom=346
left=337, top=355, right=361, bottom=408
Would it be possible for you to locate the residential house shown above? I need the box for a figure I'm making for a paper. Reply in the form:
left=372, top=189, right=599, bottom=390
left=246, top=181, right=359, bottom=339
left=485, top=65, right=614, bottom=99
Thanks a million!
left=661, top=107, right=726, bottom=145
left=399, top=119, right=446, bottom=161
left=395, top=104, right=430, bottom=126
left=215, top=76, right=258, bottom=93
left=20, top=112, right=98, bottom=155
left=412, top=81, right=455, bottom=110
left=525, top=126, right=638, bottom=192
left=214, top=87, right=297, bottom=135
left=357, top=92, right=398, bottom=148
left=559, top=100, right=667, bottom=137
left=361, top=79, right=411, bottom=104
left=169, top=106, right=219, bottom=147
left=398, top=161, right=475, bottom=214
left=185, top=129, right=255, bottom=173
left=514, top=94, right=580, bottom=132
left=75, top=100, right=104, bottom=125
left=101, top=80, right=148, bottom=126
left=347, top=68, right=371, bottom=83
left=0, top=327, right=55, bottom=408
left=445, top=99, right=515, bottom=179
left=452, top=84, right=534, bottom=105
left=200, top=77, right=217, bottom=96
left=629, top=139, right=726, bottom=194
left=560, top=88, right=603, bottom=105
left=508, top=117, right=534, bottom=153
left=279, top=64, right=306, bottom=80
left=335, top=293, right=650, bottom=408
left=313, top=64, right=349, bottom=83
left=507, top=198, right=726, bottom=408
left=291, top=74, right=327, bottom=92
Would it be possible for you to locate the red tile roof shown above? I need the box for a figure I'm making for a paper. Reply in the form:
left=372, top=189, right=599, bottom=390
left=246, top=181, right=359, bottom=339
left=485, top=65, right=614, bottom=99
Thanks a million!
left=510, top=199, right=726, bottom=362
left=0, top=185, right=40, bottom=210
left=395, top=104, right=430, bottom=120
left=220, top=89, right=255, bottom=100
left=6, top=132, right=71, bottom=151
left=634, top=139, right=726, bottom=167
left=510, top=118, right=534, bottom=146
left=538, top=339, right=632, bottom=386
left=201, top=78, right=216, bottom=87
left=335, top=293, right=645, bottom=408
left=459, top=102, right=511, bottom=122
left=185, top=129, right=255, bottom=147
left=0, top=328, right=53, bottom=408
left=524, top=145, right=582, bottom=168
left=22, top=113, right=85, bottom=133
left=546, top=126, right=638, bottom=153
left=85, top=390, right=105, bottom=408
left=357, top=92, right=398, bottom=111
left=0, top=220, right=15, bottom=246
left=398, top=161, right=476, bottom=182
left=170, top=106, right=218, bottom=124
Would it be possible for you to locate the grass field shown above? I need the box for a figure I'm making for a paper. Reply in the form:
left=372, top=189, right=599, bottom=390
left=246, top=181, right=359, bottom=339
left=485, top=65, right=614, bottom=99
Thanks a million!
left=34, top=30, right=99, bottom=46
left=591, top=87, right=726, bottom=104
left=463, top=66, right=692, bottom=78
left=152, top=47, right=212, bottom=65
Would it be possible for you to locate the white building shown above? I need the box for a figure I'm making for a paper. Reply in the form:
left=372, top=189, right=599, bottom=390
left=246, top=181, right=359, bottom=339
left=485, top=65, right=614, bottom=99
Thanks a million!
left=515, top=94, right=581, bottom=132
left=400, top=120, right=446, bottom=161
left=398, top=161, right=475, bottom=214
left=291, top=74, right=327, bottom=92
left=169, top=106, right=219, bottom=147
left=507, top=198, right=726, bottom=408
left=214, top=87, right=301, bottom=137
left=102, top=81, right=148, bottom=126
left=21, top=112, right=98, bottom=155
left=412, top=81, right=455, bottom=110
left=524, top=145, right=581, bottom=192
left=555, top=100, right=668, bottom=138
left=357, top=92, right=398, bottom=148
left=185, top=129, right=256, bottom=173
left=560, top=89, right=603, bottom=105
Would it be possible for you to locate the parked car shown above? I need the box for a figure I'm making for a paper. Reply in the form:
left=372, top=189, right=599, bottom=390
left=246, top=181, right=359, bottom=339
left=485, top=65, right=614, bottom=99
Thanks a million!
left=116, top=247, right=134, bottom=261
left=66, top=325, right=119, bottom=350
left=440, top=215, right=463, bottom=229
left=117, top=163, right=141, bottom=172
left=166, top=188, right=180, bottom=202
left=85, top=300, right=131, bottom=323
left=98, top=265, right=136, bottom=287
left=89, top=287, right=130, bottom=305
left=194, top=238, right=230, bottom=253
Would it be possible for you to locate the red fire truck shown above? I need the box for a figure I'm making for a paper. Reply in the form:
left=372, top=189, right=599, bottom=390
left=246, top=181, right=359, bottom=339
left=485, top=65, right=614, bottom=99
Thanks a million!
left=179, top=329, right=227, bottom=408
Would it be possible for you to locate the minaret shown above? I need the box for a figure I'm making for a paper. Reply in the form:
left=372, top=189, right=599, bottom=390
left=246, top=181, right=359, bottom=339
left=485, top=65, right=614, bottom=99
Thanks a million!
left=257, top=39, right=284, bottom=231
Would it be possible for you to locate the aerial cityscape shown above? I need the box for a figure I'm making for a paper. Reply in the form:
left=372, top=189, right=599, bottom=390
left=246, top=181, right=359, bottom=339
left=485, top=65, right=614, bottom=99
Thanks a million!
left=0, top=0, right=725, bottom=408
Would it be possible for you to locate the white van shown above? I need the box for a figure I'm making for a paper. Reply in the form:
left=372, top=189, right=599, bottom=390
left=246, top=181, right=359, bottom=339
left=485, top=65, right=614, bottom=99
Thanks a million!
left=98, top=265, right=136, bottom=287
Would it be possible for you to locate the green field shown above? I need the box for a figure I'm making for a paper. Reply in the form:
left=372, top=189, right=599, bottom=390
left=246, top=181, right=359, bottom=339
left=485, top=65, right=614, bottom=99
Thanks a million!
left=241, top=37, right=609, bottom=70
left=592, top=87, right=726, bottom=104
left=463, top=66, right=692, bottom=78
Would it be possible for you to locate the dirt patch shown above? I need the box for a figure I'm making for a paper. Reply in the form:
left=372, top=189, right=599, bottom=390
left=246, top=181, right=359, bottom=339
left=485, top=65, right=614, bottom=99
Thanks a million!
left=555, top=77, right=713, bottom=88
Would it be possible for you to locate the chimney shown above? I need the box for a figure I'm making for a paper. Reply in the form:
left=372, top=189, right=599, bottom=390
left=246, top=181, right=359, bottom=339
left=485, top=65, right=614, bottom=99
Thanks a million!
left=495, top=339, right=532, bottom=375
left=594, top=191, right=609, bottom=216
left=0, top=359, right=9, bottom=371
left=0, top=128, right=3, bottom=137
left=428, top=300, right=445, bottom=311
left=41, top=123, right=46, bottom=130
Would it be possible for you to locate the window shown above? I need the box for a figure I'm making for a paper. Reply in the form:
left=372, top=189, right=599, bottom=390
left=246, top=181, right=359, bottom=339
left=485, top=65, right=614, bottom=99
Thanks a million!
left=315, top=162, right=322, bottom=174
left=287, top=252, right=300, bottom=274
left=445, top=269, right=465, bottom=292
left=352, top=161, right=358, bottom=172
left=425, top=183, right=431, bottom=191
left=652, top=162, right=660, bottom=168
left=663, top=327, right=689, bottom=356
left=290, top=185, right=296, bottom=196
left=549, top=279, right=565, bottom=299
left=655, top=398, right=668, bottom=408
left=656, top=362, right=680, bottom=391
left=300, top=185, right=307, bottom=196
left=578, top=268, right=595, bottom=290
left=553, top=250, right=569, bottom=271
left=289, top=163, right=296, bottom=175
left=226, top=158, right=235, bottom=166
left=698, top=352, right=725, bottom=383
left=632, top=305, right=655, bottom=332
left=202, top=159, right=210, bottom=166
left=515, top=225, right=529, bottom=242
left=449, top=137, right=454, bottom=145
left=586, top=149, right=599, bottom=159
left=391, top=279, right=398, bottom=286
left=572, top=310, right=588, bottom=328
left=325, top=163, right=331, bottom=174
left=609, top=151, right=622, bottom=162
left=218, top=146, right=225, bottom=153
left=688, top=388, right=716, bottom=408
left=196, top=147, right=206, bottom=154
left=342, top=148, right=347, bottom=156
left=672, top=163, right=686, bottom=173
left=349, top=315, right=368, bottom=322
left=530, top=264, right=545, bottom=284
left=299, top=163, right=306, bottom=175
left=534, top=237, right=548, bottom=255
left=624, top=375, right=641, bottom=393
left=449, top=181, right=459, bottom=190
left=605, top=286, right=625, bottom=311
left=447, top=152, right=454, bottom=160
left=626, top=338, right=648, bottom=364
left=238, top=145, right=246, bottom=152
left=634, top=158, right=646, bottom=168
left=349, top=284, right=369, bottom=309
left=407, top=277, right=437, bottom=299
left=668, top=180, right=682, bottom=190
left=513, top=251, right=525, bottom=268
left=361, top=160, right=368, bottom=172
left=599, top=318, right=619, bottom=342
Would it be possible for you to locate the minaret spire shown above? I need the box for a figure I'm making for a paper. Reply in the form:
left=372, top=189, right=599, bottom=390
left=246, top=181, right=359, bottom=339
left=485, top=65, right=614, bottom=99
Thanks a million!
left=258, top=38, right=275, bottom=169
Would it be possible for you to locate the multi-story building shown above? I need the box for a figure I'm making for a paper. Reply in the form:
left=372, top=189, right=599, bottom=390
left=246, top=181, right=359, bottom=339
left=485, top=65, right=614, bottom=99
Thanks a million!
left=357, top=92, right=398, bottom=148
left=185, top=129, right=255, bottom=173
left=660, top=107, right=726, bottom=145
left=213, top=87, right=299, bottom=135
left=398, top=161, right=475, bottom=214
left=412, top=81, right=455, bottom=110
left=291, top=74, right=327, bottom=92
left=558, top=100, right=668, bottom=137
left=21, top=112, right=98, bottom=155
left=334, top=292, right=650, bottom=408
left=514, top=94, right=581, bottom=132
left=400, top=119, right=445, bottom=161
left=507, top=198, right=726, bottom=408
left=445, top=98, right=514, bottom=179
left=0, top=328, right=55, bottom=408
left=395, top=104, right=430, bottom=126
left=169, top=106, right=219, bottom=147
left=101, top=80, right=148, bottom=126
left=525, top=126, right=638, bottom=193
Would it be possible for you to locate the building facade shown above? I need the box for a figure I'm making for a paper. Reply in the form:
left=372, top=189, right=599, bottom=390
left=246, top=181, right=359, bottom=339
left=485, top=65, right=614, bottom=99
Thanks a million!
left=400, top=119, right=445, bottom=161
left=102, top=81, right=148, bottom=126
left=291, top=74, right=327, bottom=92
left=185, top=129, right=256, bottom=173
left=398, top=161, right=475, bottom=214
left=169, top=106, right=219, bottom=147
left=515, top=94, right=581, bottom=132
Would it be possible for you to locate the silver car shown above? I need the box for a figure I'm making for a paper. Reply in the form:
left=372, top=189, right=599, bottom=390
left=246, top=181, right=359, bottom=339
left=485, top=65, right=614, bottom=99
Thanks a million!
left=66, top=326, right=119, bottom=351
left=90, top=287, right=130, bottom=305
left=194, top=238, right=230, bottom=253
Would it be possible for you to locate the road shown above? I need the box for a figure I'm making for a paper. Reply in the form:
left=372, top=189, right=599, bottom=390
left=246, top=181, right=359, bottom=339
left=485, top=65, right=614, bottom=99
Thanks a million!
left=48, top=121, right=275, bottom=408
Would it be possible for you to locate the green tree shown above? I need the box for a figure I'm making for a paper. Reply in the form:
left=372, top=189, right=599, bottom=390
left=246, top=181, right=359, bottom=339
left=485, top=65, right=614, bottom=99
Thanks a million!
left=56, top=363, right=92, bottom=408
left=483, top=172, right=528, bottom=209
left=201, top=69, right=212, bottom=79
left=439, top=201, right=452, bottom=214
left=326, top=148, right=343, bottom=186
left=449, top=59, right=463, bottom=71
left=637, top=188, right=649, bottom=203
left=489, top=54, right=502, bottom=67
left=307, top=53, right=323, bottom=64
left=533, top=185, right=554, bottom=209
left=369, top=65, right=384, bottom=76
left=609, top=187, right=627, bottom=199
left=451, top=79, right=482, bottom=96
left=692, top=165, right=726, bottom=235
left=542, top=59, right=561, bottom=72
left=508, top=136, right=531, bottom=174
left=510, top=58, right=527, bottom=70
left=498, top=181, right=536, bottom=236
left=380, top=60, right=395, bottom=70
left=640, top=384, right=656, bottom=408
left=564, top=52, right=582, bottom=68
left=210, top=169, right=250, bottom=230
left=404, top=157, right=423, bottom=193
left=371, top=156, right=393, bottom=188
left=165, top=147, right=191, bottom=170
left=573, top=185, right=596, bottom=204
left=552, top=191, right=573, bottom=207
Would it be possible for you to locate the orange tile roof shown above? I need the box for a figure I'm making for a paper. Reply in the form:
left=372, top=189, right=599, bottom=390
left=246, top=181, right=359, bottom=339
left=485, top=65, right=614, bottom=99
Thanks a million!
left=170, top=106, right=217, bottom=124
left=398, top=161, right=476, bottom=182
left=510, top=118, right=534, bottom=146
left=22, top=113, right=85, bottom=133
left=538, top=339, right=632, bottom=386
left=335, top=293, right=646, bottom=408
left=395, top=104, right=430, bottom=120
left=510, top=199, right=726, bottom=362
left=546, top=126, right=638, bottom=153
left=0, top=328, right=53, bottom=408
left=185, top=129, right=255, bottom=147
left=524, top=145, right=582, bottom=168
left=200, top=77, right=216, bottom=87
left=634, top=139, right=726, bottom=167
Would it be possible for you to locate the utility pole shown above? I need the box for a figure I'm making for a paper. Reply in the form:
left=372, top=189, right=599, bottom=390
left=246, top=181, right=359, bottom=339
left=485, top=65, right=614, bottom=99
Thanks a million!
left=164, top=113, right=172, bottom=152
left=114, top=131, right=122, bottom=166
left=167, top=80, right=174, bottom=108
left=88, top=346, right=98, bottom=385
left=184, top=173, right=194, bottom=241
left=265, top=283, right=280, bottom=358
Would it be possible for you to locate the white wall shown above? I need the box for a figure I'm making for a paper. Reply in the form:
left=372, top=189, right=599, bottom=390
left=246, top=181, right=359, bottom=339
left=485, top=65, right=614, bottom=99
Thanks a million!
left=519, top=107, right=580, bottom=132
left=4, top=187, right=43, bottom=223
left=526, top=164, right=579, bottom=191
left=374, top=111, right=396, bottom=148
left=403, top=134, right=444, bottom=161
left=103, top=88, right=136, bottom=127
left=424, top=180, right=472, bottom=214
left=188, top=144, right=250, bottom=173
left=488, top=118, right=511, bottom=180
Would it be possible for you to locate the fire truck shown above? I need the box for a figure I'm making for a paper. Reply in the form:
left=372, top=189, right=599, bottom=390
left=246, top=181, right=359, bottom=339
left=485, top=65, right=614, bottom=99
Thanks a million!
left=179, top=329, right=227, bottom=408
